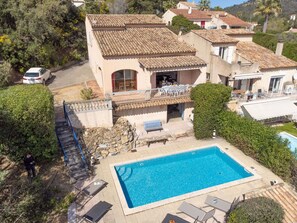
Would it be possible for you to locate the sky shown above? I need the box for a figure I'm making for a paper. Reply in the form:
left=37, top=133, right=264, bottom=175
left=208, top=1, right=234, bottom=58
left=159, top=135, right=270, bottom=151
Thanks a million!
left=192, top=0, right=248, bottom=9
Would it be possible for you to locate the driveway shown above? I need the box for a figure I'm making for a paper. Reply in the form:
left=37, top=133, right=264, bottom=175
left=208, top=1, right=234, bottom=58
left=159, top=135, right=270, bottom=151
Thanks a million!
left=48, top=61, right=95, bottom=90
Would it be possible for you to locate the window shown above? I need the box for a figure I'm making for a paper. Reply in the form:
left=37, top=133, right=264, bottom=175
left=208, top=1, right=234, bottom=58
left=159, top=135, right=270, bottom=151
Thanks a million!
left=269, top=77, right=282, bottom=93
left=206, top=72, right=210, bottom=81
left=219, top=47, right=227, bottom=60
left=201, top=21, right=205, bottom=28
left=112, top=70, right=137, bottom=92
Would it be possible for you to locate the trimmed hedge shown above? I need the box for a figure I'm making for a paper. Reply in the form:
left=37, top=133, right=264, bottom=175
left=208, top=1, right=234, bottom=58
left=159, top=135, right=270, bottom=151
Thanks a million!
left=191, top=83, right=231, bottom=139
left=0, top=85, right=57, bottom=161
left=218, top=111, right=293, bottom=180
left=228, top=197, right=284, bottom=223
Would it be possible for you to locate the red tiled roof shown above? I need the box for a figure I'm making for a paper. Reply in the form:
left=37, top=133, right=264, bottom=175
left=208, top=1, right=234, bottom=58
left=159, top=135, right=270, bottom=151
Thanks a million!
left=178, top=1, right=197, bottom=8
left=220, top=16, right=250, bottom=27
left=139, top=56, right=206, bottom=70
left=93, top=28, right=196, bottom=57
left=191, top=30, right=239, bottom=44
left=169, top=9, right=211, bottom=20
left=87, top=14, right=165, bottom=28
left=237, top=42, right=297, bottom=70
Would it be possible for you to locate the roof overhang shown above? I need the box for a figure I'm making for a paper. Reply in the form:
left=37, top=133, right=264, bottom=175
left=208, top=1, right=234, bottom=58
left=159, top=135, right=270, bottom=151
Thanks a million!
left=233, top=73, right=263, bottom=80
left=241, top=98, right=297, bottom=121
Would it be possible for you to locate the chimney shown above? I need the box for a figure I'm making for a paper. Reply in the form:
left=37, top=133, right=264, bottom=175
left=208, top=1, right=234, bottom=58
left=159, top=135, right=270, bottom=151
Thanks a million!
left=178, top=30, right=183, bottom=42
left=188, top=7, right=192, bottom=14
left=275, top=37, right=284, bottom=56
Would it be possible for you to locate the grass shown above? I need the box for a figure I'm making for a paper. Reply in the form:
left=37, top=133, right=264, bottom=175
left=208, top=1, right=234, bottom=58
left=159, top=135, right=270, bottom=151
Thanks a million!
left=273, top=122, right=297, bottom=137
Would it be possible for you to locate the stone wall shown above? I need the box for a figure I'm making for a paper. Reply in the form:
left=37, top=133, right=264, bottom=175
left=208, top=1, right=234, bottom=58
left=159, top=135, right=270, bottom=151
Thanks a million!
left=82, top=118, right=136, bottom=158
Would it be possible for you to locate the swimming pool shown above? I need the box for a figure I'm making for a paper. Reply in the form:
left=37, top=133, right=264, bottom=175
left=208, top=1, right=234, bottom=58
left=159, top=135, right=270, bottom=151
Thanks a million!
left=279, top=132, right=297, bottom=153
left=112, top=145, right=255, bottom=214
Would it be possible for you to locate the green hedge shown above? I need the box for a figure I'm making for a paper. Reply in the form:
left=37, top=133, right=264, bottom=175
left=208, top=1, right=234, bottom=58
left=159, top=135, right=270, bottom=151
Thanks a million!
left=218, top=111, right=293, bottom=180
left=191, top=83, right=231, bottom=139
left=0, top=85, right=57, bottom=161
left=228, top=197, right=284, bottom=223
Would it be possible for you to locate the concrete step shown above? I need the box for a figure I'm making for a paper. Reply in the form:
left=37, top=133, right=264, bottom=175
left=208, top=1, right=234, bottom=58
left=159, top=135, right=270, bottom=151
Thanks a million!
left=58, top=132, right=73, bottom=140
left=64, top=146, right=78, bottom=153
left=60, top=137, right=75, bottom=144
left=55, top=121, right=68, bottom=127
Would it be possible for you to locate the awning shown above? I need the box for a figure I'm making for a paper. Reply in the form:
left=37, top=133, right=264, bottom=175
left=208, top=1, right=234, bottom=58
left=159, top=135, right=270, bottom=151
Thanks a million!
left=139, top=56, right=206, bottom=71
left=241, top=98, right=297, bottom=121
left=233, top=73, right=263, bottom=80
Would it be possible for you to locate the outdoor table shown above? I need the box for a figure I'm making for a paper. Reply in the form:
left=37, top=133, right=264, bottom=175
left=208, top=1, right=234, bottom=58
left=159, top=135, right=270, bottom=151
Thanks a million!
left=205, top=195, right=231, bottom=213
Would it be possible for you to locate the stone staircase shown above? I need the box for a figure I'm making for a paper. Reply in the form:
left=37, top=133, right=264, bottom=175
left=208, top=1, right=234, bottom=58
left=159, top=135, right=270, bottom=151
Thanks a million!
left=55, top=120, right=89, bottom=182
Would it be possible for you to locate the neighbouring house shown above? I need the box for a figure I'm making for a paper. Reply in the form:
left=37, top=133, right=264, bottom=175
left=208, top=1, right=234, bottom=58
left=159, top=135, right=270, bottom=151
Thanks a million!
left=72, top=0, right=84, bottom=7
left=85, top=14, right=207, bottom=126
left=290, top=13, right=296, bottom=21
left=162, top=8, right=251, bottom=29
left=182, top=29, right=297, bottom=95
left=176, top=1, right=197, bottom=10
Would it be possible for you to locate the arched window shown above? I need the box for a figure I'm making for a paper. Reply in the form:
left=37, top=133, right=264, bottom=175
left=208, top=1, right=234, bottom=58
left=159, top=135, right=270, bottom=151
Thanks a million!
left=112, top=70, right=137, bottom=92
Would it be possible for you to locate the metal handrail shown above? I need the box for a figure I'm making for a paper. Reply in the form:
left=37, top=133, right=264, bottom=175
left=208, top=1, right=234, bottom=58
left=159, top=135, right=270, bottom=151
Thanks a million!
left=63, top=101, right=88, bottom=167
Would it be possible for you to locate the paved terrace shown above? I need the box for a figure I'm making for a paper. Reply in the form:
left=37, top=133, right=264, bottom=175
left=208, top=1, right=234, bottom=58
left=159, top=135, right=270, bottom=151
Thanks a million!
left=76, top=137, right=293, bottom=223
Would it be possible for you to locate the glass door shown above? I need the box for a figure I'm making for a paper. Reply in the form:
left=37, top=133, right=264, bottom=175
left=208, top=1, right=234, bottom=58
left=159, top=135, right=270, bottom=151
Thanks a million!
left=269, top=77, right=282, bottom=93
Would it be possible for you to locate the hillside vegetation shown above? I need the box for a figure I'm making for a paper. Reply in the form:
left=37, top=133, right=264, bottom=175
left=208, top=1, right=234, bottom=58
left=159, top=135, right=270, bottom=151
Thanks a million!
left=253, top=32, right=297, bottom=62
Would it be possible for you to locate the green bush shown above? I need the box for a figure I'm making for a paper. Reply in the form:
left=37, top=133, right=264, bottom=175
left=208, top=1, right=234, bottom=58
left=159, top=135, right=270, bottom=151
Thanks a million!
left=218, top=111, right=293, bottom=179
left=228, top=197, right=284, bottom=223
left=0, top=85, right=57, bottom=161
left=0, top=61, right=12, bottom=87
left=190, top=83, right=231, bottom=139
left=80, top=87, right=94, bottom=100
left=171, top=15, right=201, bottom=34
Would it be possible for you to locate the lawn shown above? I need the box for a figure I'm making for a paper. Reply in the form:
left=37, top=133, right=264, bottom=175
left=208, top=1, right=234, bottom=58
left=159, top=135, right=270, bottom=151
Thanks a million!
left=273, top=122, right=297, bottom=137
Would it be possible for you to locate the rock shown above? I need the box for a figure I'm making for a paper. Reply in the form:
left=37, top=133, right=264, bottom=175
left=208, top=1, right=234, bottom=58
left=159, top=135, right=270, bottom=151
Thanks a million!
left=101, top=150, right=109, bottom=158
left=121, top=135, right=129, bottom=144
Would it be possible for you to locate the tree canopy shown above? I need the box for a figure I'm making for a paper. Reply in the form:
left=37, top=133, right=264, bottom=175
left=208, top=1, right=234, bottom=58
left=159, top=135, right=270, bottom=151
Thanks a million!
left=171, top=15, right=201, bottom=34
left=254, top=0, right=282, bottom=33
left=199, top=0, right=210, bottom=11
left=0, top=0, right=86, bottom=73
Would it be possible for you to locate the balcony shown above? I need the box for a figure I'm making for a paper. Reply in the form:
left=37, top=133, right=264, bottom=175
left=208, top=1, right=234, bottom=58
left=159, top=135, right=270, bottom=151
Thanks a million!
left=110, top=85, right=194, bottom=109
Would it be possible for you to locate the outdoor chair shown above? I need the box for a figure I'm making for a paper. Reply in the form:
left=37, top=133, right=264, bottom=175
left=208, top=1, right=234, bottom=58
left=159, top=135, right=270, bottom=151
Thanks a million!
left=75, top=179, right=108, bottom=208
left=80, top=201, right=112, bottom=223
left=205, top=195, right=240, bottom=214
left=178, top=201, right=215, bottom=223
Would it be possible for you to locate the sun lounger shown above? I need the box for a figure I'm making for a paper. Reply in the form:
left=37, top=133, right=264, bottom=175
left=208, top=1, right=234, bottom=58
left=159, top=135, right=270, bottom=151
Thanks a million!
left=178, top=201, right=215, bottom=223
left=162, top=213, right=190, bottom=223
left=82, top=201, right=112, bottom=223
left=205, top=195, right=239, bottom=213
left=75, top=179, right=108, bottom=208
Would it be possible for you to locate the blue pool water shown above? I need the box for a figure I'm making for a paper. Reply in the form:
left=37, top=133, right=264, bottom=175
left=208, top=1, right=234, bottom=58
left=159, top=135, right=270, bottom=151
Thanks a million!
left=279, top=132, right=297, bottom=153
left=114, top=146, right=253, bottom=208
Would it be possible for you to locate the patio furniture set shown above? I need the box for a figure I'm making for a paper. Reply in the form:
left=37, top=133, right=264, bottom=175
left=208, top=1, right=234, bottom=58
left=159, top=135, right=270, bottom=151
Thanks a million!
left=163, top=195, right=241, bottom=223
left=75, top=179, right=112, bottom=223
left=159, top=84, right=190, bottom=96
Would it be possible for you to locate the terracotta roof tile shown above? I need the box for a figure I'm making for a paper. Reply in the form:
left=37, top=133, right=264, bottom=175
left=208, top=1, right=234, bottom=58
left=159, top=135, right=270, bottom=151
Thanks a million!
left=139, top=56, right=206, bottom=70
left=192, top=30, right=239, bottom=44
left=169, top=9, right=211, bottom=20
left=237, top=42, right=297, bottom=70
left=113, top=96, right=192, bottom=111
left=87, top=14, right=165, bottom=28
left=220, top=16, right=250, bottom=27
left=93, top=28, right=196, bottom=57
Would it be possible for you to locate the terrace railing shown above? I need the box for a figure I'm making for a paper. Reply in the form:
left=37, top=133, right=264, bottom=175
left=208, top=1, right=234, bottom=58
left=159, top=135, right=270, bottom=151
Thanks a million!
left=112, top=84, right=194, bottom=104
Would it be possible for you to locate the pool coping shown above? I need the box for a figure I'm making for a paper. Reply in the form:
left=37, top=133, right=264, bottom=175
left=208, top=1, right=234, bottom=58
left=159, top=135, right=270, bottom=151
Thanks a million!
left=109, top=144, right=262, bottom=215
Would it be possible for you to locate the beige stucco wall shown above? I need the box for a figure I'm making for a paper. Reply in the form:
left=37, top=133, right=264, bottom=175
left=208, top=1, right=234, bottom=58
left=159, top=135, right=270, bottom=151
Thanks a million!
left=162, top=10, right=177, bottom=25
left=69, top=109, right=113, bottom=128
left=115, top=106, right=168, bottom=126
left=184, top=102, right=194, bottom=121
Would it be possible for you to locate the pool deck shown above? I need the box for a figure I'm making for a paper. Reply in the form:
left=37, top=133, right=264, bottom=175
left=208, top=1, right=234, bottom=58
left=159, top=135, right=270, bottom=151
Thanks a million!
left=77, top=137, right=287, bottom=223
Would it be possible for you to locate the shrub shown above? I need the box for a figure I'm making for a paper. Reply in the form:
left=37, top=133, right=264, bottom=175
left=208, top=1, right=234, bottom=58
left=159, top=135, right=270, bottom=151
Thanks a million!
left=0, top=61, right=12, bottom=87
left=291, top=159, right=297, bottom=189
left=80, top=87, right=94, bottom=100
left=228, top=197, right=284, bottom=223
left=190, top=83, right=231, bottom=139
left=171, top=15, right=201, bottom=34
left=0, top=85, right=57, bottom=161
left=218, top=111, right=293, bottom=180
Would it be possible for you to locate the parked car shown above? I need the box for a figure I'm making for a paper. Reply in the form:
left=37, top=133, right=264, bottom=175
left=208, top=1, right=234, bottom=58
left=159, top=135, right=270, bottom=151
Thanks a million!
left=23, top=67, right=52, bottom=84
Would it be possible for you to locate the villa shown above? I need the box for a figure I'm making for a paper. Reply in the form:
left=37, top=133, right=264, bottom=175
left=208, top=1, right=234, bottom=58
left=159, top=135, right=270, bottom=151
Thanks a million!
left=85, top=14, right=207, bottom=126
left=182, top=29, right=297, bottom=96
left=162, top=8, right=251, bottom=29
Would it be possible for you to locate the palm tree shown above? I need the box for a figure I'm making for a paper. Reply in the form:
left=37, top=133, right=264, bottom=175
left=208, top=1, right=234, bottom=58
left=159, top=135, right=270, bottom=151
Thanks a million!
left=254, top=0, right=282, bottom=33
left=199, top=0, right=210, bottom=11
